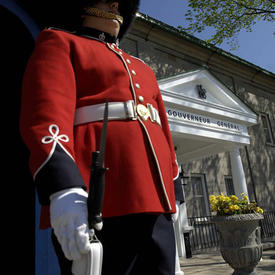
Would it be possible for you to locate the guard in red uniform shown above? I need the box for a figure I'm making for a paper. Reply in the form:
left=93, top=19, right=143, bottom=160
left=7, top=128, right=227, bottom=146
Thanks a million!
left=20, top=1, right=184, bottom=274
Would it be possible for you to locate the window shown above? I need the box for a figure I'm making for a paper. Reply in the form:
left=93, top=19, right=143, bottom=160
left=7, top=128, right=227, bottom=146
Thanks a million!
left=224, top=176, right=235, bottom=196
left=185, top=174, right=210, bottom=217
left=260, top=113, right=274, bottom=145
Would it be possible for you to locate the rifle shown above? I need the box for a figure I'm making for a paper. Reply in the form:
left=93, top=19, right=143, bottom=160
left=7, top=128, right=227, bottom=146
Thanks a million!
left=72, top=100, right=108, bottom=275
left=87, top=100, right=109, bottom=230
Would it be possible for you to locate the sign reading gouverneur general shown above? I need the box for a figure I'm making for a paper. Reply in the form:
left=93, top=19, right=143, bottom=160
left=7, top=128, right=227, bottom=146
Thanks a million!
left=166, top=108, right=243, bottom=133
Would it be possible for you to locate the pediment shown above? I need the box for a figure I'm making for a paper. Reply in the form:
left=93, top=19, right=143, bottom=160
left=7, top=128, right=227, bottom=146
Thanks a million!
left=158, top=69, right=257, bottom=125
left=158, top=69, right=259, bottom=158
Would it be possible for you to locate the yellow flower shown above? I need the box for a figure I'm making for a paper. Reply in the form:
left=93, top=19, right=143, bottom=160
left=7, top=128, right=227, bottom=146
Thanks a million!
left=213, top=199, right=218, bottom=205
left=242, top=195, right=248, bottom=201
left=211, top=205, right=217, bottom=211
left=209, top=193, right=263, bottom=216
left=256, top=207, right=264, bottom=214
left=209, top=195, right=216, bottom=202
left=217, top=193, right=228, bottom=202
left=230, top=195, right=238, bottom=202
left=229, top=205, right=239, bottom=211
left=224, top=197, right=231, bottom=203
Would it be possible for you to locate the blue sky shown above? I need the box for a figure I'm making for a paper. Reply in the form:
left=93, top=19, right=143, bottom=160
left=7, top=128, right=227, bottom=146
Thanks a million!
left=139, top=0, right=275, bottom=74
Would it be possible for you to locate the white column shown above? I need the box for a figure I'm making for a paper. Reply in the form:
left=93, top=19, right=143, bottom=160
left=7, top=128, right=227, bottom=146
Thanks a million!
left=173, top=222, right=184, bottom=275
left=229, top=147, right=249, bottom=199
left=175, top=243, right=184, bottom=275
left=174, top=207, right=185, bottom=257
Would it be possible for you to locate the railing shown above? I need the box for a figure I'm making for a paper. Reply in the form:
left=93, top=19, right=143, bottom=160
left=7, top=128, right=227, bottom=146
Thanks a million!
left=187, top=211, right=275, bottom=254
left=188, top=215, right=219, bottom=253
left=261, top=210, right=275, bottom=240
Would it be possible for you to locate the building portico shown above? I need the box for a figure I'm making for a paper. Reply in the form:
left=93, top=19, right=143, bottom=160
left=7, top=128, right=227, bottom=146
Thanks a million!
left=159, top=69, right=258, bottom=257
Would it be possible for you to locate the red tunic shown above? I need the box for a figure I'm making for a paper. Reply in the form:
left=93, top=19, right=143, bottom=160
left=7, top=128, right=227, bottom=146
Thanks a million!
left=20, top=28, right=179, bottom=228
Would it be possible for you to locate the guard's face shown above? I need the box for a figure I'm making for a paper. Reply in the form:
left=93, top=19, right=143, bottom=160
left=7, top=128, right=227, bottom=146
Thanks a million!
left=95, top=1, right=121, bottom=17
left=88, top=0, right=121, bottom=35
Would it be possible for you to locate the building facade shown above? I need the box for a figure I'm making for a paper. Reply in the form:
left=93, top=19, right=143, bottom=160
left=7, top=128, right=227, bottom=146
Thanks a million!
left=1, top=0, right=274, bottom=273
left=120, top=13, right=275, bottom=211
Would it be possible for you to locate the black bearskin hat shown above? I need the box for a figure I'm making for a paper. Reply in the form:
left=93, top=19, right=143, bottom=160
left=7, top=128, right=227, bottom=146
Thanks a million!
left=18, top=0, right=140, bottom=40
left=117, top=0, right=140, bottom=40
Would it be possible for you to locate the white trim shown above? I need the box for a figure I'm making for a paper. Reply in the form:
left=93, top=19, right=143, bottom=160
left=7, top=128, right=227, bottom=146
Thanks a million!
left=33, top=124, right=74, bottom=180
left=162, top=91, right=257, bottom=125
left=107, top=43, right=137, bottom=103
left=131, top=55, right=146, bottom=64
left=159, top=69, right=258, bottom=126
left=173, top=158, right=180, bottom=181
left=107, top=43, right=172, bottom=211
left=168, top=118, right=251, bottom=145
left=138, top=117, right=172, bottom=211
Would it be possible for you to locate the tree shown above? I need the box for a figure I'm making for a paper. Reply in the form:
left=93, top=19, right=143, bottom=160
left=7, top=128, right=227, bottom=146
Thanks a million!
left=179, top=0, right=275, bottom=49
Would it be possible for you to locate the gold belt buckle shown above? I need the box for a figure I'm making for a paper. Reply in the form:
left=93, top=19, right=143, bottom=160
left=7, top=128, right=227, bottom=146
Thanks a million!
left=136, top=104, right=151, bottom=121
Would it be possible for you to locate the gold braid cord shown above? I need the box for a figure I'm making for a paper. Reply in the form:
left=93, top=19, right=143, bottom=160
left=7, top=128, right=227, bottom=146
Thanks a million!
left=83, top=7, right=124, bottom=25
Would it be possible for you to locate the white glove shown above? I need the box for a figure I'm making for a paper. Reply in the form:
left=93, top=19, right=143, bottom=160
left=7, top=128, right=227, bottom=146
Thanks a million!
left=172, top=201, right=180, bottom=223
left=50, top=188, right=91, bottom=260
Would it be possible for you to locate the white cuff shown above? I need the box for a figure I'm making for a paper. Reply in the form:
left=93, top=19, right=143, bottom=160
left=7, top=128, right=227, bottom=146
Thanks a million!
left=50, top=187, right=88, bottom=201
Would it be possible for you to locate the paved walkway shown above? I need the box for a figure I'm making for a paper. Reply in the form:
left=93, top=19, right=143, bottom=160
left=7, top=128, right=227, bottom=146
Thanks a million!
left=180, top=247, right=275, bottom=274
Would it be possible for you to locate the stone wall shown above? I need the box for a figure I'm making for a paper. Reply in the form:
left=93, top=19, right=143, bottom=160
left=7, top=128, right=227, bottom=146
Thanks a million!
left=235, top=83, right=275, bottom=210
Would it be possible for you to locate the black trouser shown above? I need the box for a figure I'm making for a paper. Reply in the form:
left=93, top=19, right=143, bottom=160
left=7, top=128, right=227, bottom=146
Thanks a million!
left=52, top=214, right=176, bottom=275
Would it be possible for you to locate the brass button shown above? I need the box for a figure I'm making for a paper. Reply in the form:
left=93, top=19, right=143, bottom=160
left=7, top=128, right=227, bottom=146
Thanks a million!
left=138, top=96, right=144, bottom=103
left=126, top=59, right=131, bottom=64
left=135, top=83, right=140, bottom=89
left=131, top=70, right=136, bottom=75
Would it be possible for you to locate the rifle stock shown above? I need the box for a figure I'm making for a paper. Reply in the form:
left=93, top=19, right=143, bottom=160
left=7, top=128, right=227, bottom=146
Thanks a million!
left=87, top=151, right=107, bottom=229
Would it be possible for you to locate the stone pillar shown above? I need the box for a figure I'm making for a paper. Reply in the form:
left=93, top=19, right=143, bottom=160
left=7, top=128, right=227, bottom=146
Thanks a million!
left=174, top=205, right=185, bottom=257
left=175, top=244, right=184, bottom=275
left=229, top=147, right=249, bottom=199
left=174, top=220, right=184, bottom=274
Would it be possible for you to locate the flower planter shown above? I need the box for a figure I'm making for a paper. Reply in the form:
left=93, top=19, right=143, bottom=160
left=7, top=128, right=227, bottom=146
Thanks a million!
left=213, top=213, right=263, bottom=275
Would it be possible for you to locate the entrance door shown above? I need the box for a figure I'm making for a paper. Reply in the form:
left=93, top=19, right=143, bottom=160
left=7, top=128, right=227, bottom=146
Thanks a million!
left=185, top=174, right=210, bottom=217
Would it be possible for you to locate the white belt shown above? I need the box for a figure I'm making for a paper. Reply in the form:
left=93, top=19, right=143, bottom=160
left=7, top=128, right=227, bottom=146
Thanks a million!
left=74, top=100, right=161, bottom=126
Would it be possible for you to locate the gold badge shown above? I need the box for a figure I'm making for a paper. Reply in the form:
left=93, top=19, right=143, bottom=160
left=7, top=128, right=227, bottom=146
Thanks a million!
left=136, top=104, right=150, bottom=121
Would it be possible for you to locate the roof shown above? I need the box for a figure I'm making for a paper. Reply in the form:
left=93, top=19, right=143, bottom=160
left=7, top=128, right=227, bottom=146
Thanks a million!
left=136, top=12, right=275, bottom=80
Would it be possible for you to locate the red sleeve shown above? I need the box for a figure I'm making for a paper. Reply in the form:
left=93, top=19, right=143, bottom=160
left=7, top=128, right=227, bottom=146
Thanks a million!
left=20, top=29, right=86, bottom=205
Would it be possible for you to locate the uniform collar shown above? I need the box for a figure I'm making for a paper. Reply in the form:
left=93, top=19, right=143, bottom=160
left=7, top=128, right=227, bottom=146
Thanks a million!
left=76, top=26, right=119, bottom=45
